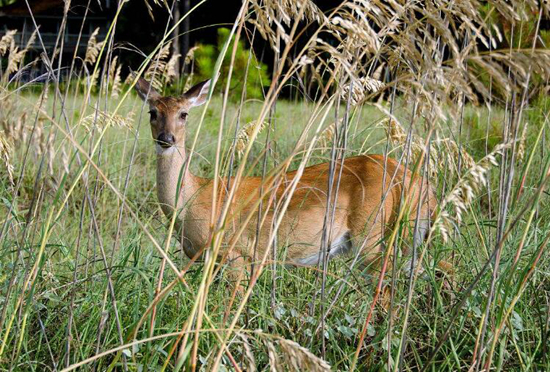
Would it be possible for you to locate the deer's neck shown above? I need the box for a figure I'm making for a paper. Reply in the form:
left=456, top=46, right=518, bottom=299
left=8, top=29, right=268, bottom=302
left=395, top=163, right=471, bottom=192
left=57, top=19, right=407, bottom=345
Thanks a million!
left=156, top=145, right=200, bottom=217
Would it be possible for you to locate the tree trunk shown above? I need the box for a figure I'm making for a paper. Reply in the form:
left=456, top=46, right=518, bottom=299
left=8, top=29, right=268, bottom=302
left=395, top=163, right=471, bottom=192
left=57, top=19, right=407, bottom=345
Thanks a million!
left=182, top=0, right=190, bottom=73
left=172, top=0, right=181, bottom=78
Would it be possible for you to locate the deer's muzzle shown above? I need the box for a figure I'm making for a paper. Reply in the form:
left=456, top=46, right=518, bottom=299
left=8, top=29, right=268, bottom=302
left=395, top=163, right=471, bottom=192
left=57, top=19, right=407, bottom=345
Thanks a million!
left=156, top=133, right=175, bottom=148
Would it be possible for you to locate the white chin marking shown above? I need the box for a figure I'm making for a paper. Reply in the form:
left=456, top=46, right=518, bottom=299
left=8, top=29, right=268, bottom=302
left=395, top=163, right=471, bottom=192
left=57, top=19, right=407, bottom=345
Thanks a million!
left=156, top=144, right=177, bottom=156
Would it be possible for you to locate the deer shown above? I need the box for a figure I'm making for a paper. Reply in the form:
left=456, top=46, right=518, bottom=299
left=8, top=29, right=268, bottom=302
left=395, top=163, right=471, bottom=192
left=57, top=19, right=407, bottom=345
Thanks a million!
left=135, top=77, right=437, bottom=293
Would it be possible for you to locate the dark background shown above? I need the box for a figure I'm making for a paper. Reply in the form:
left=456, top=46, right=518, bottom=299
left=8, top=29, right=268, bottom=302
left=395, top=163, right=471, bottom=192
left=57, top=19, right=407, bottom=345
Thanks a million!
left=0, top=0, right=341, bottom=77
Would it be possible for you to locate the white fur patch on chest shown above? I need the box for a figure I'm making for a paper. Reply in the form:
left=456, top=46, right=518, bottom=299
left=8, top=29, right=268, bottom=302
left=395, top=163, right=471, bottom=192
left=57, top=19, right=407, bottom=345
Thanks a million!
left=293, top=232, right=352, bottom=266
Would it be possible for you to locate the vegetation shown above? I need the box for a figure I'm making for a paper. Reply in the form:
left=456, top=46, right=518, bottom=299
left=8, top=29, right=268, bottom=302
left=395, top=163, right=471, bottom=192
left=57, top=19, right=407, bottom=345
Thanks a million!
left=194, top=28, right=271, bottom=100
left=1, top=1, right=550, bottom=371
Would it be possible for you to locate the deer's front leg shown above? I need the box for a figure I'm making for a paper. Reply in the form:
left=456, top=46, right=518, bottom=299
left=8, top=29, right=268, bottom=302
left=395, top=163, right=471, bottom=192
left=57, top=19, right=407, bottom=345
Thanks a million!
left=223, top=250, right=250, bottom=295
left=220, top=250, right=251, bottom=323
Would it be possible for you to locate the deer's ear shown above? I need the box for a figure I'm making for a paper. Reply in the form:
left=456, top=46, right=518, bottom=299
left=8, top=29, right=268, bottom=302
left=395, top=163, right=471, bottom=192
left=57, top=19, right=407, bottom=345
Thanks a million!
left=183, top=79, right=211, bottom=108
left=135, top=77, right=161, bottom=102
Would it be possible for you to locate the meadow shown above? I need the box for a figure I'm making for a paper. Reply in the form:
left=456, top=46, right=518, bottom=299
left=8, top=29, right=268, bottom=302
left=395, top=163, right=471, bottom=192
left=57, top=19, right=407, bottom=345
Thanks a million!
left=2, top=1, right=550, bottom=371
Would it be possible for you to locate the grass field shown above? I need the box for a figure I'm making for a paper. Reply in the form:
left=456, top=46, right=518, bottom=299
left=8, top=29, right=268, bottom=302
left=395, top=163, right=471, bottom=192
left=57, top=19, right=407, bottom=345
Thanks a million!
left=2, top=1, right=550, bottom=371
left=1, top=89, right=550, bottom=371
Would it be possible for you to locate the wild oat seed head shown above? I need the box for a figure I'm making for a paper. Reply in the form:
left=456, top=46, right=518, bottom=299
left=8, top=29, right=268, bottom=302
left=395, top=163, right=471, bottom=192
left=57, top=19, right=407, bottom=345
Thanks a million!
left=0, top=132, right=14, bottom=184
left=278, top=338, right=331, bottom=372
left=0, top=30, right=16, bottom=56
left=235, top=120, right=268, bottom=158
left=82, top=110, right=134, bottom=131
left=164, top=53, right=181, bottom=84
left=145, top=41, right=172, bottom=91
left=85, top=28, right=105, bottom=65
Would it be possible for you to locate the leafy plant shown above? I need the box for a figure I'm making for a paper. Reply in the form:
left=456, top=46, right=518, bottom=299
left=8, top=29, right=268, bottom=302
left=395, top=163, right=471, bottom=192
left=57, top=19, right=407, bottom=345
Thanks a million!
left=194, top=28, right=270, bottom=100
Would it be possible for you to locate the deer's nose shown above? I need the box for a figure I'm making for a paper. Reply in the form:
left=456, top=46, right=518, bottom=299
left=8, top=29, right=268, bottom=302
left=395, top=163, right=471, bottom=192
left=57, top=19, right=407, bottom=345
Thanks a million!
left=157, top=133, right=175, bottom=148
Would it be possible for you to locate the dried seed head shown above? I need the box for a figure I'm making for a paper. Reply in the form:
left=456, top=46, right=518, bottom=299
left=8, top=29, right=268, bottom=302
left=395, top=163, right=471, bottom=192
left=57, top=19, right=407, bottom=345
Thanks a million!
left=85, top=28, right=105, bottom=65
left=184, top=46, right=199, bottom=66
left=1, top=29, right=36, bottom=78
left=235, top=120, right=268, bottom=158
left=342, top=77, right=384, bottom=106
left=237, top=333, right=256, bottom=372
left=0, top=30, right=16, bottom=56
left=103, top=56, right=123, bottom=97
left=0, top=132, right=14, bottom=184
left=278, top=338, right=331, bottom=372
left=382, top=118, right=407, bottom=145
left=145, top=41, right=171, bottom=91
left=516, top=124, right=527, bottom=162
left=111, top=63, right=122, bottom=98
left=265, top=339, right=279, bottom=372
left=82, top=110, right=134, bottom=131
left=164, top=53, right=181, bottom=84
left=434, top=143, right=508, bottom=242
left=248, top=0, right=326, bottom=53
left=318, top=120, right=337, bottom=150
left=6, top=46, right=25, bottom=76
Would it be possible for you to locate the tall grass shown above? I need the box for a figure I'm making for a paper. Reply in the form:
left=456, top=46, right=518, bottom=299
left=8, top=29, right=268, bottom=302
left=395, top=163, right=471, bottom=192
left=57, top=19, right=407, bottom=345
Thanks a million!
left=1, top=0, right=550, bottom=370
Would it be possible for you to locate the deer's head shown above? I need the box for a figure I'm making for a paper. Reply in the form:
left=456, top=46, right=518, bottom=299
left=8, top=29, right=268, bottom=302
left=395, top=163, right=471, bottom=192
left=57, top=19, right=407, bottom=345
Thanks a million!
left=135, top=78, right=210, bottom=153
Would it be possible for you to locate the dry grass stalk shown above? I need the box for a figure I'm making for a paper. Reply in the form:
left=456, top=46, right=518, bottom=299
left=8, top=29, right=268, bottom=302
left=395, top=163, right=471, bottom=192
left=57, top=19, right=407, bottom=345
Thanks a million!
left=38, top=120, right=56, bottom=175
left=24, top=29, right=37, bottom=51
left=182, top=46, right=199, bottom=91
left=516, top=124, right=527, bottom=162
left=248, top=0, right=326, bottom=53
left=379, top=117, right=476, bottom=179
left=106, top=56, right=123, bottom=98
left=265, top=339, right=279, bottom=372
left=0, top=132, right=14, bottom=184
left=6, top=46, right=26, bottom=77
left=318, top=119, right=339, bottom=150
left=383, top=117, right=407, bottom=145
left=342, top=76, right=384, bottom=106
left=61, top=145, right=69, bottom=174
left=0, top=30, right=16, bottom=56
left=82, top=110, right=134, bottom=131
left=278, top=338, right=331, bottom=372
left=145, top=41, right=172, bottom=91
left=249, top=330, right=330, bottom=372
left=424, top=137, right=477, bottom=181
left=85, top=28, right=104, bottom=65
left=0, top=90, right=60, bottom=177
left=123, top=70, right=135, bottom=87
left=184, top=45, right=199, bottom=66
left=236, top=333, right=256, bottom=372
left=0, top=29, right=36, bottom=79
left=235, top=120, right=268, bottom=158
left=378, top=117, right=425, bottom=163
left=84, top=28, right=105, bottom=89
left=183, top=72, right=195, bottom=92
left=164, top=53, right=181, bottom=85
left=433, top=143, right=508, bottom=242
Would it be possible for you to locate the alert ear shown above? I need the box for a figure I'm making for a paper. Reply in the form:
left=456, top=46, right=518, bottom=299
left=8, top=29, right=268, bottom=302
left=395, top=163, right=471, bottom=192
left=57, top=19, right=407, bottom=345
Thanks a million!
left=183, top=79, right=211, bottom=108
left=135, top=77, right=161, bottom=102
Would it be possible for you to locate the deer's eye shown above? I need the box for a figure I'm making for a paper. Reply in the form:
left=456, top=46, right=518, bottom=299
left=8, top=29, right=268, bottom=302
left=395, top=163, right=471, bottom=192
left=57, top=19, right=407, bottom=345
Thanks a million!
left=180, top=112, right=188, bottom=121
left=149, top=110, right=157, bottom=121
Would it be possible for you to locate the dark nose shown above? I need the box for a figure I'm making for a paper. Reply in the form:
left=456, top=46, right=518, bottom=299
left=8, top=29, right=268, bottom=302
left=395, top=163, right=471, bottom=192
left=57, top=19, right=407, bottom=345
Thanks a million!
left=157, top=133, right=175, bottom=148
